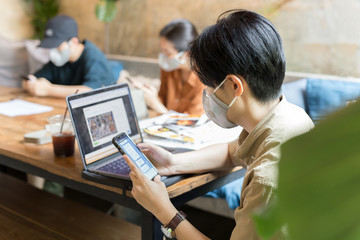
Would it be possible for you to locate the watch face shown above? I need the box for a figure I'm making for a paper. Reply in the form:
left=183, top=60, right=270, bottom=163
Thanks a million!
left=161, top=225, right=173, bottom=238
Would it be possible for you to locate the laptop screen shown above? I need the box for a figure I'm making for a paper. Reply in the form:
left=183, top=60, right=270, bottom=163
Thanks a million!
left=67, top=84, right=142, bottom=165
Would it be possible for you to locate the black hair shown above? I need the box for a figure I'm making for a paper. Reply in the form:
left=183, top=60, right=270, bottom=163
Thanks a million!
left=189, top=9, right=286, bottom=102
left=160, top=19, right=198, bottom=52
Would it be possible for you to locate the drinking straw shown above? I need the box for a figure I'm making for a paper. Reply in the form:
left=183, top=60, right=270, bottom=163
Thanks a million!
left=60, top=89, right=79, bottom=134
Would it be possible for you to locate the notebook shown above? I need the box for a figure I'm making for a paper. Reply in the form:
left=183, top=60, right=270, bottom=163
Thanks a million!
left=66, top=83, right=184, bottom=188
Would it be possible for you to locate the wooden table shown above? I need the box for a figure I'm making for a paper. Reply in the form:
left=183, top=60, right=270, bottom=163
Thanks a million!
left=0, top=86, right=245, bottom=240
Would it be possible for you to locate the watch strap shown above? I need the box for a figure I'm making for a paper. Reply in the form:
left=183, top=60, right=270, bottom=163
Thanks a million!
left=166, top=211, right=187, bottom=231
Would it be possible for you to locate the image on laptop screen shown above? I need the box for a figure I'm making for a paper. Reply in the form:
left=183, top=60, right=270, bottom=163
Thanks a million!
left=67, top=84, right=142, bottom=166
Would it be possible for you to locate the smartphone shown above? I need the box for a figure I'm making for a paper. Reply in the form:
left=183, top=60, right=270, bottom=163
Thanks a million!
left=20, top=74, right=30, bottom=80
left=112, top=132, right=159, bottom=180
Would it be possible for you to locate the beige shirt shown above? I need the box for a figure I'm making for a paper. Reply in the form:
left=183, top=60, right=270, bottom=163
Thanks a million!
left=229, top=96, right=314, bottom=240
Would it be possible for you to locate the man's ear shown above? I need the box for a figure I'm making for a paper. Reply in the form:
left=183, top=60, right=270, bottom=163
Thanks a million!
left=226, top=74, right=244, bottom=96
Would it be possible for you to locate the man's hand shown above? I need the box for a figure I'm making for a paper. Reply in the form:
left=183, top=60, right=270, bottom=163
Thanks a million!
left=124, top=155, right=177, bottom=223
left=137, top=142, right=175, bottom=175
left=22, top=75, right=52, bottom=97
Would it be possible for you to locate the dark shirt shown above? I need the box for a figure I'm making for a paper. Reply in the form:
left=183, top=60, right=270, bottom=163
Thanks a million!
left=34, top=40, right=115, bottom=89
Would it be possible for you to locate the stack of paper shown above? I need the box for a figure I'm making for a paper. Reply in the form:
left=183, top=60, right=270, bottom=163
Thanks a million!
left=0, top=99, right=53, bottom=117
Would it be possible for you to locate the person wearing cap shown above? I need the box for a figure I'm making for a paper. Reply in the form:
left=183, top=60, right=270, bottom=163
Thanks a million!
left=22, top=15, right=115, bottom=98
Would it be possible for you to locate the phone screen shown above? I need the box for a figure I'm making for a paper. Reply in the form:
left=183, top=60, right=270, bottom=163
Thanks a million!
left=112, top=132, right=158, bottom=180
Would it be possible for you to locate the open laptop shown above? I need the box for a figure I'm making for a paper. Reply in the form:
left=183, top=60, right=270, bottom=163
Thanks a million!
left=66, top=83, right=183, bottom=187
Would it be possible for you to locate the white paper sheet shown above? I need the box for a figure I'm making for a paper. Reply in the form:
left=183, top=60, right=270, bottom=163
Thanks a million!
left=140, top=114, right=242, bottom=151
left=0, top=99, right=53, bottom=117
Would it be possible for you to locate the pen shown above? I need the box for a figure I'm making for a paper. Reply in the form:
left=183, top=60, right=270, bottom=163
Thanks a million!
left=125, top=77, right=134, bottom=84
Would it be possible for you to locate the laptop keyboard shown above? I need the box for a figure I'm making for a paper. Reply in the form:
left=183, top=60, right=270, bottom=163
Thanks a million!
left=97, top=157, right=131, bottom=174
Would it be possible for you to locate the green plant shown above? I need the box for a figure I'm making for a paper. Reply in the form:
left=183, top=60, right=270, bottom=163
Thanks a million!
left=254, top=100, right=360, bottom=239
left=95, top=0, right=120, bottom=53
left=24, top=0, right=59, bottom=39
left=95, top=0, right=119, bottom=23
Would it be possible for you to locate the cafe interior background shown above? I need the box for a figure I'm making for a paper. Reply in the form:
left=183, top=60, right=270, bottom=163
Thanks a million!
left=2, top=0, right=360, bottom=78
left=1, top=0, right=360, bottom=239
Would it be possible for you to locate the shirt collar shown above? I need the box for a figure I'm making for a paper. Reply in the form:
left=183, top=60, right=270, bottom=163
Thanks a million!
left=235, top=95, right=286, bottom=162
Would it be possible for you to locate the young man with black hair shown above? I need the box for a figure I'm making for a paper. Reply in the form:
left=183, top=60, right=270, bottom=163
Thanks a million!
left=124, top=9, right=314, bottom=239
left=23, top=15, right=115, bottom=98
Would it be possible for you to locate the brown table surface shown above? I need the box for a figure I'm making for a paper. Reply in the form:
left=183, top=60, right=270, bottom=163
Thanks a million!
left=0, top=86, right=244, bottom=239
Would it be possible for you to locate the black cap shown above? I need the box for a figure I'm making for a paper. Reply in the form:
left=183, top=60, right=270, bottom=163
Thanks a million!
left=38, top=15, right=78, bottom=48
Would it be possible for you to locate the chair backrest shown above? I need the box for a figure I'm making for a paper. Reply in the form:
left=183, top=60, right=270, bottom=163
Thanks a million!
left=282, top=77, right=360, bottom=124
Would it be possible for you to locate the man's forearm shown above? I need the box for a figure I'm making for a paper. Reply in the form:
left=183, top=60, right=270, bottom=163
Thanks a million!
left=48, top=84, right=91, bottom=98
left=172, top=143, right=234, bottom=174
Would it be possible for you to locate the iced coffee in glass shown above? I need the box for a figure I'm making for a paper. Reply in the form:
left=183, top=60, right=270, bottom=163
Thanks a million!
left=47, top=115, right=75, bottom=157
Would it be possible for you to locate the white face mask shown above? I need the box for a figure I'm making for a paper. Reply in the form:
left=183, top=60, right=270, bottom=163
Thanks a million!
left=49, top=42, right=71, bottom=67
left=158, top=52, right=185, bottom=72
left=202, top=78, right=238, bottom=128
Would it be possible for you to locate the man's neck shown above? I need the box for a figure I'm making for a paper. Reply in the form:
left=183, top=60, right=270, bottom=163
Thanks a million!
left=69, top=42, right=85, bottom=62
left=240, top=97, right=281, bottom=133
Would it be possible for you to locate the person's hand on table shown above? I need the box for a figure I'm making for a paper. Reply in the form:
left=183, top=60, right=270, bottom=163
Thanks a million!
left=137, top=142, right=175, bottom=175
left=22, top=75, right=52, bottom=97
left=141, top=83, right=158, bottom=103
left=132, top=81, right=158, bottom=99
left=123, top=155, right=178, bottom=224
left=132, top=81, right=163, bottom=110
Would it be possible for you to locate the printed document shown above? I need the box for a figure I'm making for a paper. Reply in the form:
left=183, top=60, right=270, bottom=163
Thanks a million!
left=140, top=112, right=242, bottom=150
left=0, top=99, right=53, bottom=117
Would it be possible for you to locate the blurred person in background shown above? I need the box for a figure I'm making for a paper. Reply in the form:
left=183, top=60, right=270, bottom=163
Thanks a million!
left=23, top=15, right=115, bottom=98
left=134, top=19, right=204, bottom=115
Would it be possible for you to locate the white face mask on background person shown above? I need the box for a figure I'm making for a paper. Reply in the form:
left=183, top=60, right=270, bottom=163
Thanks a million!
left=158, top=51, right=185, bottom=72
left=49, top=42, right=71, bottom=67
left=202, top=78, right=238, bottom=128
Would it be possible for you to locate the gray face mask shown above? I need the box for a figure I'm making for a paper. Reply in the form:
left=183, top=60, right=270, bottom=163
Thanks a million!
left=202, top=78, right=238, bottom=128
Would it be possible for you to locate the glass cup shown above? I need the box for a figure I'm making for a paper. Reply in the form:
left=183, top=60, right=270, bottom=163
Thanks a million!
left=47, top=115, right=75, bottom=157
